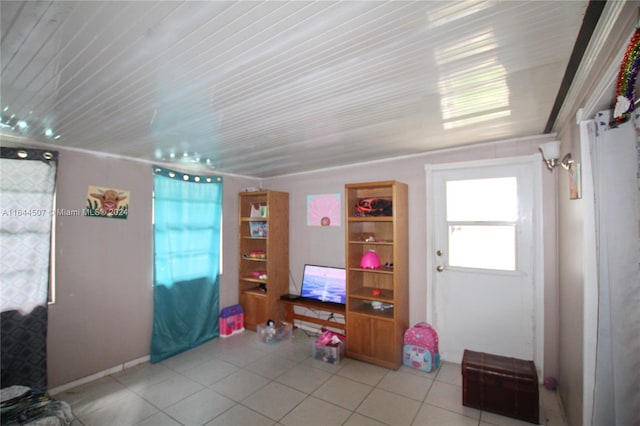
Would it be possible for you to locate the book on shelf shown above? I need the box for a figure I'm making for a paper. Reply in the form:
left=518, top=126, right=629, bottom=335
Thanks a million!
left=250, top=221, right=268, bottom=237
left=250, top=203, right=268, bottom=218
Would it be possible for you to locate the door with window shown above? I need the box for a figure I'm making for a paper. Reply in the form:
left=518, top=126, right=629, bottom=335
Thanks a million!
left=425, top=156, right=542, bottom=367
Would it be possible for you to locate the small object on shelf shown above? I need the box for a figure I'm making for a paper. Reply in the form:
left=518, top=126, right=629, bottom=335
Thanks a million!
left=360, top=250, right=381, bottom=269
left=249, top=221, right=268, bottom=237
left=355, top=198, right=392, bottom=217
left=258, top=320, right=292, bottom=343
left=372, top=288, right=382, bottom=296
left=243, top=249, right=266, bottom=259
left=371, top=301, right=393, bottom=311
left=250, top=270, right=267, bottom=280
left=250, top=203, right=268, bottom=218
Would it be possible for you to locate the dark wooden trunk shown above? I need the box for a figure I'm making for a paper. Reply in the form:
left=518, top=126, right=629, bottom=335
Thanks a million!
left=462, top=349, right=539, bottom=424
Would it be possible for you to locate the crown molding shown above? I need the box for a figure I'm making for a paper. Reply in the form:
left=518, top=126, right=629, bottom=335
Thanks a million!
left=555, top=1, right=639, bottom=128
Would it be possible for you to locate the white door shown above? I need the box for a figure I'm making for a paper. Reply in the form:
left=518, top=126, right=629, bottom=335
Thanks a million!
left=425, top=156, right=542, bottom=368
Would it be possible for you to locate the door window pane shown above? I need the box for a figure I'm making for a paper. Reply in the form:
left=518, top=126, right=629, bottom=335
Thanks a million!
left=446, top=177, right=517, bottom=221
left=445, top=176, right=518, bottom=271
left=449, top=225, right=516, bottom=271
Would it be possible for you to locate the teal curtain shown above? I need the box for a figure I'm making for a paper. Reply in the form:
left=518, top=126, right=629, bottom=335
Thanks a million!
left=151, top=167, right=222, bottom=363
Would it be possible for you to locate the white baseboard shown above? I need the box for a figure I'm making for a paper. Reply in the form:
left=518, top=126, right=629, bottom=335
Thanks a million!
left=48, top=355, right=150, bottom=395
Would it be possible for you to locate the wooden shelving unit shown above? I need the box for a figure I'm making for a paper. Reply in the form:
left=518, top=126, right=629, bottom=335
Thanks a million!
left=345, top=181, right=408, bottom=369
left=238, top=190, right=289, bottom=331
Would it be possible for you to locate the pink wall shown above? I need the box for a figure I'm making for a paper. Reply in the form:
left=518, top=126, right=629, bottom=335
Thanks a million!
left=48, top=150, right=154, bottom=387
left=33, top=135, right=560, bottom=388
left=46, top=148, right=258, bottom=388
left=264, top=135, right=560, bottom=380
left=556, top=120, right=585, bottom=426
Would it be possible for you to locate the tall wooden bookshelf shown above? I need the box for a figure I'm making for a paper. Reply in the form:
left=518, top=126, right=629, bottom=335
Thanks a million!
left=238, top=190, right=289, bottom=331
left=345, top=181, right=408, bottom=369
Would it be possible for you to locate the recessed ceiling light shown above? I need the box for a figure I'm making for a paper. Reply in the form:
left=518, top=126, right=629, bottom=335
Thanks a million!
left=45, top=128, right=54, bottom=137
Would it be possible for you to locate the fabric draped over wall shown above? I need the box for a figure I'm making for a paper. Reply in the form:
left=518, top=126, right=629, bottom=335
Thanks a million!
left=0, top=147, right=58, bottom=390
left=588, top=110, right=640, bottom=426
left=150, top=167, right=223, bottom=363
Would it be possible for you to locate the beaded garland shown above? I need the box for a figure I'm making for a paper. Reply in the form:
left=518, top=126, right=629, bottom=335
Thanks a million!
left=613, top=27, right=640, bottom=124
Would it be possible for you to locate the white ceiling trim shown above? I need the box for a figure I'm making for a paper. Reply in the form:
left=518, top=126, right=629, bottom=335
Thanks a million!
left=556, top=1, right=638, bottom=126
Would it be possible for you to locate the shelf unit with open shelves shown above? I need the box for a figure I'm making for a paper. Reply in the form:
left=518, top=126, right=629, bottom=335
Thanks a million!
left=344, top=181, right=408, bottom=369
left=238, top=190, right=289, bottom=331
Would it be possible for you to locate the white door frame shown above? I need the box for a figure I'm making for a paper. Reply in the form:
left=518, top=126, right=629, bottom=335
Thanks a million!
left=425, top=154, right=544, bottom=376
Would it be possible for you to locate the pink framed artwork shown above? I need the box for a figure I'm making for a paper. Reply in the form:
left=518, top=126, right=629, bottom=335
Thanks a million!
left=307, top=193, right=341, bottom=227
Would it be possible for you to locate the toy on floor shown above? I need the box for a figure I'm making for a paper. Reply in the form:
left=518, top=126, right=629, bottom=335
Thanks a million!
left=264, top=319, right=276, bottom=342
left=314, top=330, right=346, bottom=364
left=258, top=320, right=292, bottom=343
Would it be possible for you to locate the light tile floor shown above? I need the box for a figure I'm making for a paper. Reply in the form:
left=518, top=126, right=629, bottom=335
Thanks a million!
left=55, top=329, right=568, bottom=426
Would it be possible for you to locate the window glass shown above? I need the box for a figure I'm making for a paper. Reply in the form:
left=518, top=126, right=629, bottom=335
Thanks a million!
left=448, top=225, right=516, bottom=271
left=446, top=177, right=518, bottom=271
left=446, top=177, right=517, bottom=221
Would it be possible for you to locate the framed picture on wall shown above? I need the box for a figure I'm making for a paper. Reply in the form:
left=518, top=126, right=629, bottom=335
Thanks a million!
left=85, top=185, right=129, bottom=219
left=569, top=163, right=581, bottom=200
left=307, top=193, right=341, bottom=227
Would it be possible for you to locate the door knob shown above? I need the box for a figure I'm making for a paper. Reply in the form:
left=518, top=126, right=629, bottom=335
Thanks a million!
left=436, top=265, right=444, bottom=272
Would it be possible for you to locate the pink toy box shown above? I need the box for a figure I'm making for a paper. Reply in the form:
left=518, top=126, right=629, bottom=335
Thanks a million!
left=219, top=304, right=245, bottom=338
left=403, top=322, right=440, bottom=372
left=313, top=330, right=346, bottom=364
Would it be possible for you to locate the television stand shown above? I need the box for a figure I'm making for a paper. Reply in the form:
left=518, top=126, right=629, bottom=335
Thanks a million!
left=279, top=296, right=346, bottom=333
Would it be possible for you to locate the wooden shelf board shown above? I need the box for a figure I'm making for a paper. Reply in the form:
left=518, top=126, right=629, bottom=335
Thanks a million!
left=348, top=240, right=393, bottom=245
left=240, top=277, right=267, bottom=284
left=348, top=304, right=395, bottom=319
left=348, top=216, right=393, bottom=222
left=349, top=267, right=394, bottom=275
left=241, top=287, right=267, bottom=297
left=349, top=287, right=394, bottom=302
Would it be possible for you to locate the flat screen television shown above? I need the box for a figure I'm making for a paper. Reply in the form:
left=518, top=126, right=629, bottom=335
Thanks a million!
left=300, top=264, right=346, bottom=305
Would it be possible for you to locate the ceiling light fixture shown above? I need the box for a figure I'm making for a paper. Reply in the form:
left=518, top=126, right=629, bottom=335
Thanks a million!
left=0, top=108, right=61, bottom=141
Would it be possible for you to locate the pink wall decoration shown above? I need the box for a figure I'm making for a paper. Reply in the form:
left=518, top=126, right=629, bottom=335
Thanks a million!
left=307, top=193, right=341, bottom=227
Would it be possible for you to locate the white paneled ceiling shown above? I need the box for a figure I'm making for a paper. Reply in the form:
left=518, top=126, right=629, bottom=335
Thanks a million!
left=1, top=1, right=590, bottom=177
